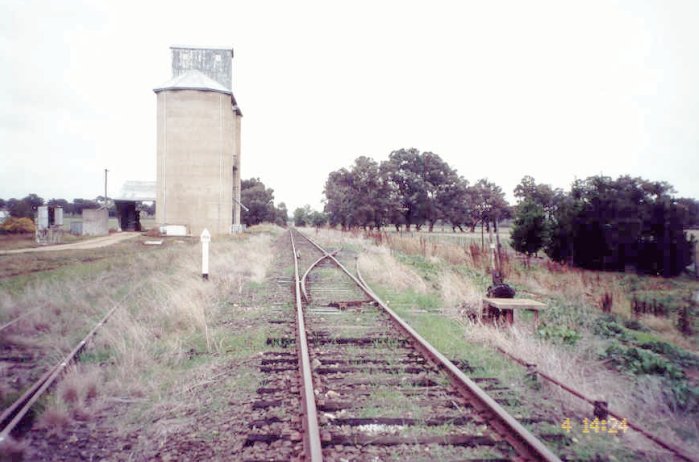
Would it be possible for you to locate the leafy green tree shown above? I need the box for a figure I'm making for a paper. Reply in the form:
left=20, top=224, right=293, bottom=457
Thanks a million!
left=8, top=194, right=44, bottom=218
left=274, top=202, right=289, bottom=227
left=677, top=198, right=699, bottom=228
left=293, top=205, right=312, bottom=227
left=309, top=210, right=328, bottom=228
left=324, top=156, right=400, bottom=230
left=323, top=168, right=354, bottom=228
left=380, top=148, right=458, bottom=231
left=544, top=175, right=694, bottom=276
left=72, top=198, right=100, bottom=215
left=47, top=198, right=72, bottom=215
left=510, top=200, right=547, bottom=256
left=240, top=178, right=276, bottom=226
left=438, top=175, right=475, bottom=232
left=471, top=179, right=511, bottom=232
left=513, top=175, right=559, bottom=217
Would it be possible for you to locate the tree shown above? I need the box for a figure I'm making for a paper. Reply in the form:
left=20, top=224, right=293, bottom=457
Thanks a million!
left=323, top=156, right=399, bottom=230
left=380, top=149, right=458, bottom=231
left=677, top=198, right=699, bottom=228
left=510, top=200, right=547, bottom=256
left=324, top=167, right=355, bottom=229
left=294, top=205, right=311, bottom=227
left=72, top=198, right=100, bottom=215
left=47, top=198, right=72, bottom=215
left=544, top=175, right=694, bottom=276
left=513, top=175, right=559, bottom=217
left=240, top=178, right=276, bottom=226
left=8, top=194, right=44, bottom=218
left=274, top=202, right=289, bottom=227
left=309, top=210, right=328, bottom=228
left=438, top=175, right=475, bottom=232
left=471, top=179, right=511, bottom=233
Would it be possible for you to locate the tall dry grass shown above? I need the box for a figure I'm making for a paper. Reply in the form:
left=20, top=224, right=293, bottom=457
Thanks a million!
left=357, top=246, right=428, bottom=295
left=316, top=225, right=699, bottom=457
left=1, top=229, right=281, bottom=437
left=465, top=323, right=698, bottom=456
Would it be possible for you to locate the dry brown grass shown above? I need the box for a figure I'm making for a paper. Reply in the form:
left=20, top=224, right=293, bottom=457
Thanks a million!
left=438, top=270, right=481, bottom=315
left=1, top=227, right=283, bottom=442
left=36, top=405, right=71, bottom=435
left=466, top=323, right=698, bottom=456
left=319, top=226, right=699, bottom=457
left=357, top=247, right=427, bottom=295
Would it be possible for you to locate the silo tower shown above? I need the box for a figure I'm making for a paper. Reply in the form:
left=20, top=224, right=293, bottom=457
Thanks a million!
left=154, top=46, right=242, bottom=235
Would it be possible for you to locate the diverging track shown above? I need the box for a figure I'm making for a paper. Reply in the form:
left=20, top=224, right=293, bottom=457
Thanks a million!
left=289, top=229, right=560, bottom=462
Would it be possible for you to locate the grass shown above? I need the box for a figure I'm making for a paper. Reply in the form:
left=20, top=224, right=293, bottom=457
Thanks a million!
left=306, top=226, right=699, bottom=460
left=0, top=225, right=285, bottom=457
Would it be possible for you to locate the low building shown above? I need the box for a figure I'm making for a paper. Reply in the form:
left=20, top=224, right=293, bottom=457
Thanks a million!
left=114, top=181, right=156, bottom=232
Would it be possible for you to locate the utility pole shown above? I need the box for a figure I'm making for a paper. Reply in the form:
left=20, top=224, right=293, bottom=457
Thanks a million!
left=104, top=169, right=109, bottom=207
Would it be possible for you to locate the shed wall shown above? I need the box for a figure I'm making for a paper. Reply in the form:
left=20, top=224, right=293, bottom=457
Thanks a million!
left=82, top=208, right=109, bottom=236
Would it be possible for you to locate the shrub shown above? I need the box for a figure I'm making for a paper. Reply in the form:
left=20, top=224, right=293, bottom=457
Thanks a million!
left=536, top=324, right=581, bottom=345
left=0, top=217, right=35, bottom=234
left=592, top=317, right=627, bottom=339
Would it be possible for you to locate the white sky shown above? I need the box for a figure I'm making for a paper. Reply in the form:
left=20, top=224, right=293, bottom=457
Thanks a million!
left=1, top=0, right=698, bottom=212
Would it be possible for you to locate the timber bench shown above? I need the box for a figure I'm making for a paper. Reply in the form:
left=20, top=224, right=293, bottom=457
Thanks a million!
left=481, top=298, right=546, bottom=327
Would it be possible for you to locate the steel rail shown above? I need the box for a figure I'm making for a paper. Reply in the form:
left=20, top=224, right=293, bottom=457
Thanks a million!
left=294, top=229, right=561, bottom=462
left=0, top=282, right=145, bottom=443
left=0, top=304, right=119, bottom=442
left=300, top=251, right=338, bottom=303
left=288, top=230, right=323, bottom=461
left=497, top=347, right=698, bottom=462
left=0, top=307, right=41, bottom=333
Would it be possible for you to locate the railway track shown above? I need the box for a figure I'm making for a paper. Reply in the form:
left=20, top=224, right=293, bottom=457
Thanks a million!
left=287, top=228, right=560, bottom=461
left=0, top=288, right=140, bottom=446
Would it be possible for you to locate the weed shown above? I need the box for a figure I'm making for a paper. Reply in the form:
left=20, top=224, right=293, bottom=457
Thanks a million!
left=536, top=324, right=581, bottom=346
left=599, top=292, right=613, bottom=313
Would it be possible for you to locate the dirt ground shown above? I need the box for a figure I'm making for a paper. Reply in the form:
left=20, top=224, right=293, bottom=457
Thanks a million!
left=0, top=233, right=139, bottom=255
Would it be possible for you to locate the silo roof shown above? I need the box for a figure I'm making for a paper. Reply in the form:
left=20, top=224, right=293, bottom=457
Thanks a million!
left=154, top=69, right=231, bottom=95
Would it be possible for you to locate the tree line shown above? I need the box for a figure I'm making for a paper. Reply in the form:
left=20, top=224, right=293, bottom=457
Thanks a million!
left=510, top=175, right=697, bottom=277
left=0, top=194, right=142, bottom=218
left=322, top=148, right=698, bottom=277
left=323, top=148, right=510, bottom=234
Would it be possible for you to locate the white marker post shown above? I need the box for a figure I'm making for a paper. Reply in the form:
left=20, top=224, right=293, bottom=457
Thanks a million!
left=200, top=228, right=211, bottom=281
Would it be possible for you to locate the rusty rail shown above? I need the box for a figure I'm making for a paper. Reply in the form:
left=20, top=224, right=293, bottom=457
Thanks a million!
left=289, top=231, right=323, bottom=461
left=300, top=251, right=338, bottom=303
left=0, top=283, right=144, bottom=443
left=497, top=347, right=698, bottom=462
left=294, top=229, right=560, bottom=462
left=0, top=304, right=119, bottom=442
left=0, top=307, right=41, bottom=333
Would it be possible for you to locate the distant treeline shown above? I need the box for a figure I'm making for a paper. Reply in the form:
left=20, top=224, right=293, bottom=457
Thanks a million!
left=0, top=195, right=155, bottom=218
left=321, top=148, right=698, bottom=277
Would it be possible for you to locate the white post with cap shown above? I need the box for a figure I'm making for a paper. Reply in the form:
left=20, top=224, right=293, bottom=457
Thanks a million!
left=201, top=228, right=211, bottom=280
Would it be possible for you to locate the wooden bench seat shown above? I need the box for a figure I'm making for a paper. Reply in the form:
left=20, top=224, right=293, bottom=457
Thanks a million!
left=481, top=298, right=546, bottom=327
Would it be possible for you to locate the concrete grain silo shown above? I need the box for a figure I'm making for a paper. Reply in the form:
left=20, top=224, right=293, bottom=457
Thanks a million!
left=154, top=46, right=242, bottom=235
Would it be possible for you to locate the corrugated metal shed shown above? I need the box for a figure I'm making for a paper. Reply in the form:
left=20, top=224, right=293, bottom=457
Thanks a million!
left=170, top=46, right=233, bottom=90
left=115, top=181, right=157, bottom=202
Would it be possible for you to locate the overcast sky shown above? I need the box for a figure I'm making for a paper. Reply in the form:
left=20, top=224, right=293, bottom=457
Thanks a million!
left=1, top=0, right=698, bottom=212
